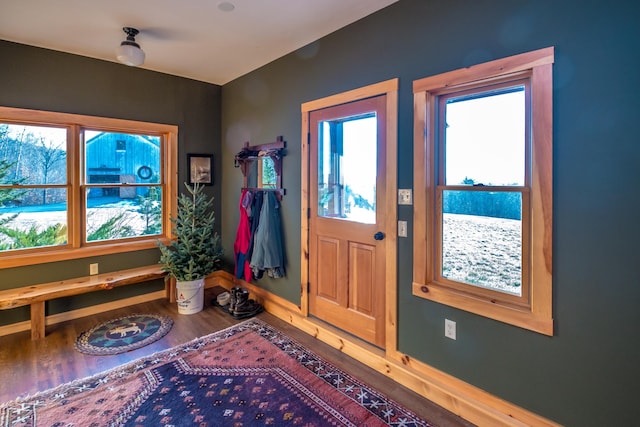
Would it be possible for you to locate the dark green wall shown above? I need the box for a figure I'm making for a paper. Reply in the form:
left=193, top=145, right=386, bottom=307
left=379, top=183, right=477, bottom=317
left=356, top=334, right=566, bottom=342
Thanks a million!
left=220, top=1, right=640, bottom=425
left=0, top=40, right=222, bottom=322
left=2, top=1, right=639, bottom=424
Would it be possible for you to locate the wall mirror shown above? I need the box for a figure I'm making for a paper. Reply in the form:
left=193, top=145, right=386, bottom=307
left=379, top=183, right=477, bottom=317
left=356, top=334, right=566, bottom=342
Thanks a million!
left=234, top=136, right=285, bottom=195
left=244, top=156, right=277, bottom=189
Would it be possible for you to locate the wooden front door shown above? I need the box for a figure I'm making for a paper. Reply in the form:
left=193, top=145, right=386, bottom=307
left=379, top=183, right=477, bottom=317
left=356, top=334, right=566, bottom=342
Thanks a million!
left=308, top=95, right=388, bottom=348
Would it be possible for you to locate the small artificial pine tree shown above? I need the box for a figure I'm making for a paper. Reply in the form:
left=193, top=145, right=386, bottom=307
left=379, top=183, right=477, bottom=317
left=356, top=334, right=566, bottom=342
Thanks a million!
left=158, top=183, right=223, bottom=281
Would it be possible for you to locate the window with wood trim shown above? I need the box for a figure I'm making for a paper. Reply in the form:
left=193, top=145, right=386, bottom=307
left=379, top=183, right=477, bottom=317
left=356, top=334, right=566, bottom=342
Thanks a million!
left=0, top=107, right=177, bottom=268
left=412, top=47, right=554, bottom=335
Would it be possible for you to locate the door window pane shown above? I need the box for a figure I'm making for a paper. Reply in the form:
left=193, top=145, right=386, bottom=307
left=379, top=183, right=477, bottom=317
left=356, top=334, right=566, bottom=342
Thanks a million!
left=317, top=115, right=377, bottom=224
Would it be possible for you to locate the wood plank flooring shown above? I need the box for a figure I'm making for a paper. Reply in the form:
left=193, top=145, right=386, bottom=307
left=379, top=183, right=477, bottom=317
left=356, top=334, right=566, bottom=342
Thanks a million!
left=0, top=287, right=474, bottom=426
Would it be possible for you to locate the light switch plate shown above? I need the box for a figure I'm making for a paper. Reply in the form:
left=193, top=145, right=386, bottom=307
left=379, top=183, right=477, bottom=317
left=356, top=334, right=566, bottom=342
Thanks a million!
left=398, top=189, right=412, bottom=205
left=398, top=220, right=407, bottom=237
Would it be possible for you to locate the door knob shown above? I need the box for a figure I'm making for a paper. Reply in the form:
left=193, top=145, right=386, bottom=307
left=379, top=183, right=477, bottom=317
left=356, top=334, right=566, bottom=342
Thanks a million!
left=373, top=231, right=385, bottom=241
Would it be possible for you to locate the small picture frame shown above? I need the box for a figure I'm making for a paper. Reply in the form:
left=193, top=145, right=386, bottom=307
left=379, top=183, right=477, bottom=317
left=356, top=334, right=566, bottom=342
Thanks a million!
left=188, top=153, right=213, bottom=185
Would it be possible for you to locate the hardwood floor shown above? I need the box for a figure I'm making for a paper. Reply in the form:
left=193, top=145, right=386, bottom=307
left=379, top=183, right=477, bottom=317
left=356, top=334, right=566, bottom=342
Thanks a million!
left=0, top=287, right=474, bottom=426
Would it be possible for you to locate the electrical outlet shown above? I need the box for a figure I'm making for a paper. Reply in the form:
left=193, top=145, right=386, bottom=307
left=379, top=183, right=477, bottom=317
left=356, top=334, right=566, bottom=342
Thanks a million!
left=398, top=220, right=407, bottom=237
left=398, top=189, right=413, bottom=205
left=90, top=263, right=99, bottom=275
left=445, top=319, right=456, bottom=340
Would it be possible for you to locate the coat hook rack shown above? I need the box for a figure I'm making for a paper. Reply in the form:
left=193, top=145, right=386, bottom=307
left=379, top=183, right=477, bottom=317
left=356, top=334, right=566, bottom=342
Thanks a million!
left=234, top=136, right=286, bottom=197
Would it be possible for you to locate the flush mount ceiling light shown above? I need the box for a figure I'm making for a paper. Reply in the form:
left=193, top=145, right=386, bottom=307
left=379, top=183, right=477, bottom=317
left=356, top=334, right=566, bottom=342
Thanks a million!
left=116, top=27, right=145, bottom=66
left=217, top=1, right=235, bottom=12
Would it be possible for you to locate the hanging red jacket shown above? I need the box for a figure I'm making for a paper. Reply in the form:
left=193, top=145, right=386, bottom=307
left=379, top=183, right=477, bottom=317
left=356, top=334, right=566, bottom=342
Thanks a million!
left=233, top=189, right=253, bottom=282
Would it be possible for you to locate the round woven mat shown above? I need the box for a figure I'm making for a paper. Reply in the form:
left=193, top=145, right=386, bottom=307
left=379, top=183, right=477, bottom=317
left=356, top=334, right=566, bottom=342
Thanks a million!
left=75, top=313, right=173, bottom=355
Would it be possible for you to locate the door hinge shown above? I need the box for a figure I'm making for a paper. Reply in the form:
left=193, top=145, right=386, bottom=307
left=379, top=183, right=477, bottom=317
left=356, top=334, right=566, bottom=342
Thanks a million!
left=307, top=132, right=311, bottom=145
left=307, top=282, right=310, bottom=293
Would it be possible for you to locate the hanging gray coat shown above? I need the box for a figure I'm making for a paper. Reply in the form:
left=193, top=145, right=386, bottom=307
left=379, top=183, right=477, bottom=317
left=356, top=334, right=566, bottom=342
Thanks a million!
left=249, top=191, right=285, bottom=278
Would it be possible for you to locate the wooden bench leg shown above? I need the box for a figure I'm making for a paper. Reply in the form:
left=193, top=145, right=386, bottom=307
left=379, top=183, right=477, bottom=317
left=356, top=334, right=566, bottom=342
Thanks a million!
left=30, top=301, right=45, bottom=340
left=166, top=276, right=176, bottom=303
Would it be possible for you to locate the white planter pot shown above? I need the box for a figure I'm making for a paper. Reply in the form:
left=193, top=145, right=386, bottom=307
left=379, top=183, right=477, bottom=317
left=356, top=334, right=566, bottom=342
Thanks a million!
left=176, top=278, right=205, bottom=314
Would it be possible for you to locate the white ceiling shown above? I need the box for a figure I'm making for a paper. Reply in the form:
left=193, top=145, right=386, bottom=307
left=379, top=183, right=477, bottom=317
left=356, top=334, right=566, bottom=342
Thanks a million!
left=0, top=0, right=397, bottom=85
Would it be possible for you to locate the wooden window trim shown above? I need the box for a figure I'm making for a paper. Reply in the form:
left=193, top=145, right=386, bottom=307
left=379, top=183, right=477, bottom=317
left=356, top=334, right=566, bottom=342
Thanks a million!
left=433, top=77, right=533, bottom=310
left=412, top=47, right=554, bottom=335
left=0, top=107, right=178, bottom=269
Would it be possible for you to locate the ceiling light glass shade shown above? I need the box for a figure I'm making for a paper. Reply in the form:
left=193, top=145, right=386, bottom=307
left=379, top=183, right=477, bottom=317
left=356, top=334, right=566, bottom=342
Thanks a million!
left=116, top=43, right=145, bottom=66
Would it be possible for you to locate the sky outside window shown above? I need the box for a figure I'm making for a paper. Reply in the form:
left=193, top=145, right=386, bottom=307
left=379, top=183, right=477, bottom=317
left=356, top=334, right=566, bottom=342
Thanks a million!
left=445, top=88, right=525, bottom=186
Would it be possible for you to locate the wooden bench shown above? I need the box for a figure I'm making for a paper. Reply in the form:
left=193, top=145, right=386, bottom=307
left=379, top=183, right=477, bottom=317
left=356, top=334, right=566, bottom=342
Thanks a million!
left=0, top=265, right=168, bottom=340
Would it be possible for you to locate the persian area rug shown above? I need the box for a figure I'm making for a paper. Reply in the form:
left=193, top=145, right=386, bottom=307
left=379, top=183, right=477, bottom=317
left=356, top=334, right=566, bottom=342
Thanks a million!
left=2, top=318, right=434, bottom=426
left=75, top=313, right=173, bottom=355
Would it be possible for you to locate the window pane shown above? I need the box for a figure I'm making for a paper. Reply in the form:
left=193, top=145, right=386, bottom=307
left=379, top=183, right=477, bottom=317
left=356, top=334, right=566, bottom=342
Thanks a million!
left=86, top=186, right=162, bottom=242
left=317, top=115, right=376, bottom=224
left=84, top=131, right=161, bottom=185
left=0, top=123, right=67, bottom=185
left=441, top=190, right=522, bottom=295
left=0, top=187, right=68, bottom=251
left=444, top=87, right=525, bottom=186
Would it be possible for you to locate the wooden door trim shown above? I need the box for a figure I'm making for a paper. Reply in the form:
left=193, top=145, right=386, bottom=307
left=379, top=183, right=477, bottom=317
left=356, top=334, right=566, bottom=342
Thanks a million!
left=301, top=78, right=398, bottom=353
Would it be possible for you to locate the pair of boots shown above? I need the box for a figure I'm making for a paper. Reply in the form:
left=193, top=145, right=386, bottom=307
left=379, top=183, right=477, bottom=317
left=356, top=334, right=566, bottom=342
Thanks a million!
left=217, top=286, right=263, bottom=319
